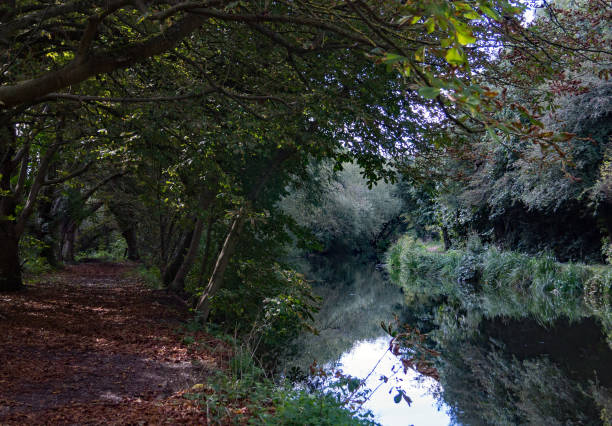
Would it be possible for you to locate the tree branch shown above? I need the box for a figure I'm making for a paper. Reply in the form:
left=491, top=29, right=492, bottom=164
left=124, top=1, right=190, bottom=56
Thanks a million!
left=38, top=91, right=215, bottom=104
left=42, top=161, right=93, bottom=186
left=0, top=13, right=207, bottom=109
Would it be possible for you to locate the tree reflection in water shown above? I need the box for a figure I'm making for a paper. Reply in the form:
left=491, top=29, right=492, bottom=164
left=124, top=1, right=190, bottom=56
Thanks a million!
left=285, top=256, right=452, bottom=425
left=287, top=254, right=612, bottom=425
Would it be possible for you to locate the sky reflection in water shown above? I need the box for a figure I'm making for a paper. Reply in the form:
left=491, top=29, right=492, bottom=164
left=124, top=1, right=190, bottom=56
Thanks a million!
left=289, top=257, right=453, bottom=426
left=329, top=336, right=452, bottom=426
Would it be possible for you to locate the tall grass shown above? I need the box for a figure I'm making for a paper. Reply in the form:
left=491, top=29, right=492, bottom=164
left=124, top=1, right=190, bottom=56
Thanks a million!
left=386, top=237, right=612, bottom=344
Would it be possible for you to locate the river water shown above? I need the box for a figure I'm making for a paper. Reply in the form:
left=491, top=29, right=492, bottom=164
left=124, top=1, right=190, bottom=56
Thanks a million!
left=286, top=255, right=612, bottom=425
left=286, top=257, right=454, bottom=425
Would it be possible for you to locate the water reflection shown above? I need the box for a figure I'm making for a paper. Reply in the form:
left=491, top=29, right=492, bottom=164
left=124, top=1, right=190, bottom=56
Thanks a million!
left=289, top=254, right=612, bottom=425
left=331, top=336, right=452, bottom=426
left=289, top=257, right=403, bottom=366
left=434, top=316, right=612, bottom=425
left=287, top=256, right=453, bottom=425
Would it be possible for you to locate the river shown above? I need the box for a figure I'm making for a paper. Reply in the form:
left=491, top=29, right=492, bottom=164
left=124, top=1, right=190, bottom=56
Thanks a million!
left=285, top=255, right=612, bottom=425
left=286, top=256, right=454, bottom=425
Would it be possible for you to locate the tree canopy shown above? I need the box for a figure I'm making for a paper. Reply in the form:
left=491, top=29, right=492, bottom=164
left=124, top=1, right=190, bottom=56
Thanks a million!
left=0, top=0, right=609, bottom=313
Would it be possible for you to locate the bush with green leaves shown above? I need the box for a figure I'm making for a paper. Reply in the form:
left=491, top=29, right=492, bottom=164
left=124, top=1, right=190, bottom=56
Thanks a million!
left=267, top=390, right=377, bottom=426
left=387, top=237, right=612, bottom=424
left=204, top=263, right=320, bottom=366
left=428, top=82, right=612, bottom=261
left=19, top=235, right=53, bottom=275
left=135, top=265, right=163, bottom=289
left=75, top=230, right=128, bottom=261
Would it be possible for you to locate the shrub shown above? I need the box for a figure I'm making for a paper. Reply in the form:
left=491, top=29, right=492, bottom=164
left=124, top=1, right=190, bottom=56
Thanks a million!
left=182, top=336, right=377, bottom=425
left=19, top=235, right=53, bottom=275
left=135, top=265, right=163, bottom=289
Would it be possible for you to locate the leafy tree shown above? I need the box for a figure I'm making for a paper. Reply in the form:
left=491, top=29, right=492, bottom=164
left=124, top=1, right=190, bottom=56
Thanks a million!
left=280, top=161, right=403, bottom=254
left=1, top=0, right=531, bottom=291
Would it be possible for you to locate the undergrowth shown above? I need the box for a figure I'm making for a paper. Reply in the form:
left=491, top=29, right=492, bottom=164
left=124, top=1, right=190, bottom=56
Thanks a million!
left=176, top=316, right=378, bottom=425
left=180, top=322, right=378, bottom=425
left=134, top=264, right=163, bottom=289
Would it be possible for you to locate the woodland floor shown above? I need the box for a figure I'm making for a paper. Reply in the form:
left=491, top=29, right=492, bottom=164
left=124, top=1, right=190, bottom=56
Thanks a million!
left=0, top=262, right=232, bottom=424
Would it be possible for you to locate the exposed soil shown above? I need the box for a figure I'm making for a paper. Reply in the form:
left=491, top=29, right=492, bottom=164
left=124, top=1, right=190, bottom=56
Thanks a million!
left=0, top=262, right=231, bottom=424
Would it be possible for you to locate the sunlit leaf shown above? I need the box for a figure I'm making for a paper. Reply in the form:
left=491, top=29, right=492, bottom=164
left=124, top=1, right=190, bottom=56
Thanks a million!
left=382, top=53, right=407, bottom=65
left=456, top=30, right=476, bottom=45
left=480, top=5, right=500, bottom=20
left=445, top=47, right=465, bottom=65
left=425, top=17, right=435, bottom=33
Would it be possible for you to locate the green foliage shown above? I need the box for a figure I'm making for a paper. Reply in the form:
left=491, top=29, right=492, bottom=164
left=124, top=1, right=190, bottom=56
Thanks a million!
left=75, top=231, right=128, bottom=262
left=386, top=237, right=612, bottom=341
left=205, top=262, right=320, bottom=364
left=135, top=265, right=163, bottom=290
left=584, top=267, right=612, bottom=341
left=280, top=161, right=403, bottom=253
left=267, top=390, right=377, bottom=426
left=182, top=339, right=376, bottom=425
left=387, top=237, right=612, bottom=424
left=425, top=81, right=612, bottom=261
left=19, top=235, right=53, bottom=275
left=259, top=269, right=321, bottom=350
left=603, top=238, right=612, bottom=265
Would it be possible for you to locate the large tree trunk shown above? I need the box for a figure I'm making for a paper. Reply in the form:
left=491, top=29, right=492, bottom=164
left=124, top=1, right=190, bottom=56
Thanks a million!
left=0, top=221, right=22, bottom=291
left=0, top=123, right=22, bottom=291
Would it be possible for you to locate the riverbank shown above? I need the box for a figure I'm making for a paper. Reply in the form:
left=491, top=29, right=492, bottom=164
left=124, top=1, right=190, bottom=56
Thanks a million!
left=387, top=237, right=612, bottom=344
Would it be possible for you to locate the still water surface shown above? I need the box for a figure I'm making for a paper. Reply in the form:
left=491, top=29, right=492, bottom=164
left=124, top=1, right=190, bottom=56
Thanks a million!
left=331, top=336, right=451, bottom=425
left=288, top=257, right=453, bottom=425
left=288, top=255, right=612, bottom=425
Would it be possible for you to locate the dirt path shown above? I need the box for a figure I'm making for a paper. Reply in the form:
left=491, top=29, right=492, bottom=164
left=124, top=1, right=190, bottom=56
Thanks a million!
left=0, top=262, right=229, bottom=424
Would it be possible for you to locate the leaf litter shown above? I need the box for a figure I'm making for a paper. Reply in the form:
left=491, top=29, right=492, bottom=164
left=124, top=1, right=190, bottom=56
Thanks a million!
left=0, top=262, right=232, bottom=424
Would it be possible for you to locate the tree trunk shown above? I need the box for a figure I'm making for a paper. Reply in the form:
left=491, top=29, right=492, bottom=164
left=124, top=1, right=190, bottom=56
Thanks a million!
left=195, top=209, right=247, bottom=321
left=61, top=223, right=77, bottom=262
left=34, top=182, right=60, bottom=267
left=168, top=188, right=218, bottom=294
left=162, top=227, right=194, bottom=287
left=122, top=228, right=139, bottom=261
left=0, top=123, right=22, bottom=291
left=441, top=226, right=451, bottom=251
left=0, top=221, right=22, bottom=291
left=194, top=148, right=296, bottom=321
left=169, top=216, right=205, bottom=293
left=196, top=215, right=216, bottom=289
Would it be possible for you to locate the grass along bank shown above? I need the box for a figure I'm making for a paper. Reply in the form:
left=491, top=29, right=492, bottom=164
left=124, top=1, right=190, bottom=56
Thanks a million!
left=386, top=237, right=612, bottom=346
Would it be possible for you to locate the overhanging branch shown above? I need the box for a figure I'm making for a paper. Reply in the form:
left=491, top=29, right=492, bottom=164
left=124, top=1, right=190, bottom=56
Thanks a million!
left=38, top=91, right=216, bottom=104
